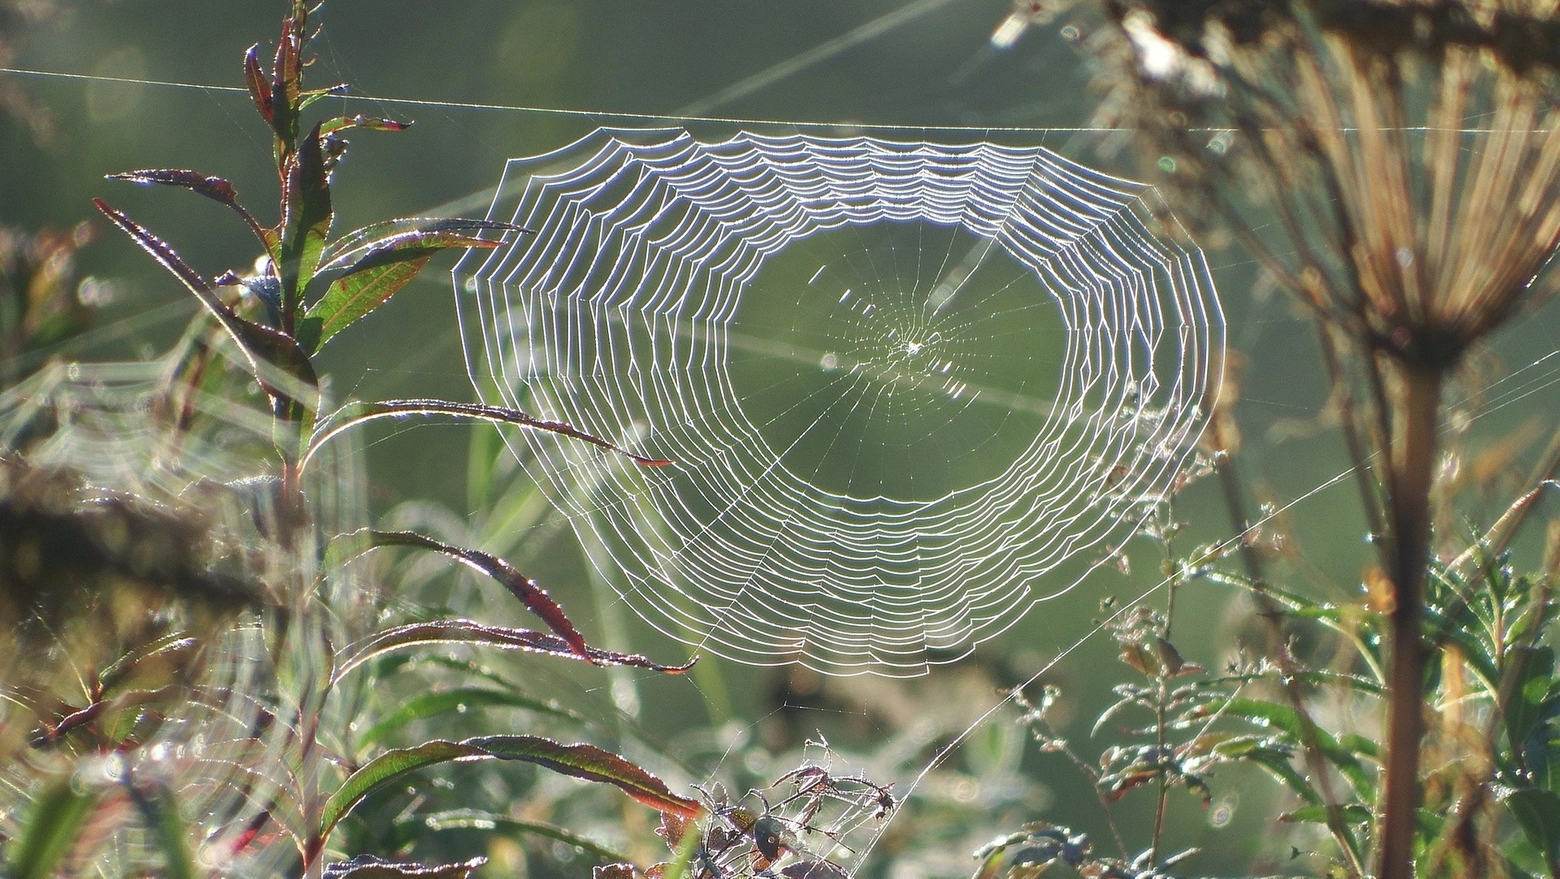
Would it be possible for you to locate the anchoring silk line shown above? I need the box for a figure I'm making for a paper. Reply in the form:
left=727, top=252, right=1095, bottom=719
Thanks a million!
left=0, top=66, right=1545, bottom=134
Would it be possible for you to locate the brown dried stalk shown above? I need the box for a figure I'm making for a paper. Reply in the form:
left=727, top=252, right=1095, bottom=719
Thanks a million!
left=1060, top=2, right=1560, bottom=877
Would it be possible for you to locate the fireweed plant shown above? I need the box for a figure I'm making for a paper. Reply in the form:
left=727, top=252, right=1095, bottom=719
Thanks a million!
left=0, top=3, right=714, bottom=878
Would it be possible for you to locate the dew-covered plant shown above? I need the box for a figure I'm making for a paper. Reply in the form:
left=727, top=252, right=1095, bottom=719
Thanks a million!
left=977, top=535, right=1560, bottom=879
left=980, top=3, right=1560, bottom=878
left=0, top=3, right=699, bottom=878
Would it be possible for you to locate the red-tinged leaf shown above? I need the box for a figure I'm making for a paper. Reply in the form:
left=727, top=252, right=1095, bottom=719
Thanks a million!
left=110, top=169, right=237, bottom=205
left=106, top=169, right=269, bottom=245
left=320, top=736, right=700, bottom=843
left=321, top=217, right=526, bottom=268
left=330, top=619, right=695, bottom=685
left=270, top=15, right=302, bottom=148
left=279, top=121, right=332, bottom=325
left=243, top=44, right=272, bottom=124
left=657, top=811, right=694, bottom=848
left=363, top=529, right=591, bottom=661
left=324, top=856, right=486, bottom=879
left=449, top=736, right=704, bottom=820
left=93, top=199, right=318, bottom=415
left=304, top=399, right=672, bottom=475
left=595, top=865, right=636, bottom=879
left=319, top=114, right=411, bottom=138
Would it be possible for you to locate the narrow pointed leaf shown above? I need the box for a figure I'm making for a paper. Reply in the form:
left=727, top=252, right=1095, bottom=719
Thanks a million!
left=319, top=114, right=411, bottom=138
left=127, top=782, right=198, bottom=879
left=466, top=735, right=702, bottom=817
left=1279, top=804, right=1373, bottom=825
left=303, top=231, right=503, bottom=351
left=244, top=44, right=273, bottom=124
left=357, top=687, right=581, bottom=750
left=279, top=121, right=332, bottom=323
left=322, top=218, right=526, bottom=267
left=319, top=735, right=700, bottom=840
left=94, top=199, right=317, bottom=413
left=106, top=169, right=269, bottom=244
left=332, top=619, right=695, bottom=684
left=321, top=740, right=489, bottom=841
left=299, top=253, right=429, bottom=353
left=423, top=809, right=629, bottom=863
left=269, top=16, right=302, bottom=148
left=299, top=83, right=351, bottom=112
left=306, top=399, right=671, bottom=474
left=7, top=775, right=103, bottom=879
left=325, top=855, right=486, bottom=879
left=363, top=528, right=590, bottom=660
left=1220, top=697, right=1375, bottom=800
left=109, top=169, right=238, bottom=206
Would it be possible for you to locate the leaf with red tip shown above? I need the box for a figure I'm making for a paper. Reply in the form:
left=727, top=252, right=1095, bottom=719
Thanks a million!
left=93, top=198, right=317, bottom=414
left=330, top=619, right=695, bottom=685
left=106, top=169, right=269, bottom=246
left=319, top=736, right=702, bottom=842
left=363, top=529, right=591, bottom=661
left=319, top=114, right=411, bottom=138
left=321, top=217, right=525, bottom=268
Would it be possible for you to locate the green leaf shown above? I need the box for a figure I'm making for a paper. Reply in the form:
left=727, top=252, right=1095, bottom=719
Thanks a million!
left=93, top=198, right=318, bottom=416
left=127, top=781, right=198, bottom=879
left=298, top=251, right=429, bottom=353
left=279, top=121, right=332, bottom=325
left=1503, top=787, right=1560, bottom=864
left=7, top=775, right=103, bottom=879
left=299, top=83, right=351, bottom=112
left=356, top=687, right=581, bottom=750
left=299, top=228, right=500, bottom=351
left=1280, top=803, right=1373, bottom=825
left=319, top=736, right=701, bottom=841
left=1506, top=647, right=1558, bottom=759
left=1220, top=697, right=1376, bottom=800
left=332, top=619, right=695, bottom=685
left=421, top=809, right=629, bottom=862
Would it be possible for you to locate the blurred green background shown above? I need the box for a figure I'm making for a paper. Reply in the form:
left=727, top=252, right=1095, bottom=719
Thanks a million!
left=5, top=2, right=1560, bottom=875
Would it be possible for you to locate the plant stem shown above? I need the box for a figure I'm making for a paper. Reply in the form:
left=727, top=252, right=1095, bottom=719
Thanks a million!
left=1378, top=365, right=1443, bottom=879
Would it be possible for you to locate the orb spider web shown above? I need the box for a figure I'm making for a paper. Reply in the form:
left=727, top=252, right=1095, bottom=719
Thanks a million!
left=454, top=127, right=1224, bottom=676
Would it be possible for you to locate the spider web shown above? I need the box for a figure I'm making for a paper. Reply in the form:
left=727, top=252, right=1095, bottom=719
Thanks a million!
left=454, top=127, right=1224, bottom=677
